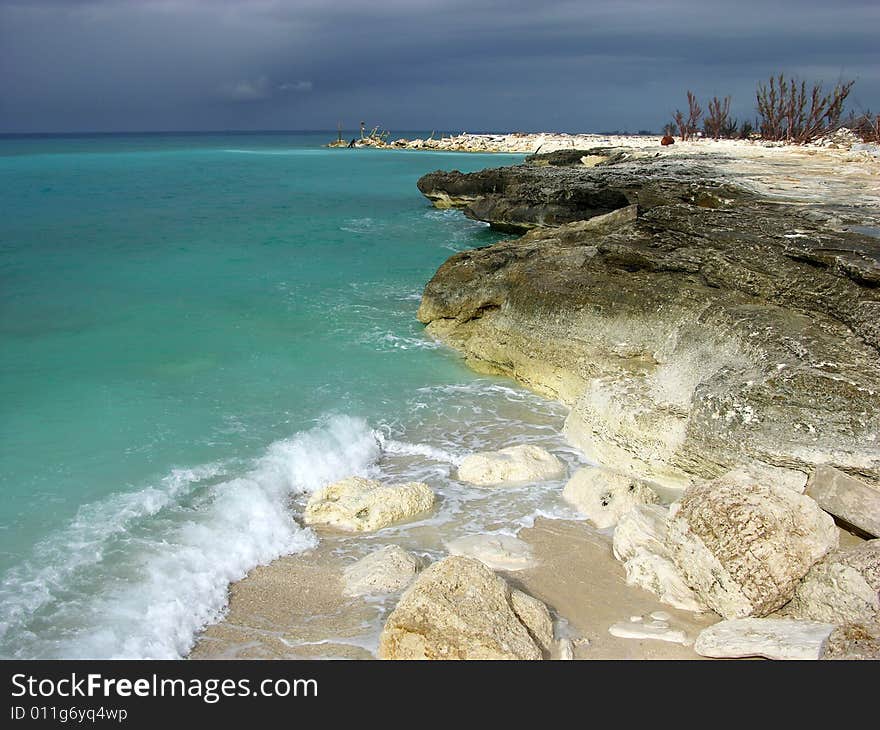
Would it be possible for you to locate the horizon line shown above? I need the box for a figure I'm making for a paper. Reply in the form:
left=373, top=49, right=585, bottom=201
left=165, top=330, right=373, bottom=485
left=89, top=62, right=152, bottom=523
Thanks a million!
left=0, top=127, right=658, bottom=139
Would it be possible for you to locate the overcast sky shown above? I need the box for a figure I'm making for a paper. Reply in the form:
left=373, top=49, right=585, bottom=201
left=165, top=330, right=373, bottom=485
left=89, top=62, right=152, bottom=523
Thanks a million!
left=1, top=0, right=877, bottom=134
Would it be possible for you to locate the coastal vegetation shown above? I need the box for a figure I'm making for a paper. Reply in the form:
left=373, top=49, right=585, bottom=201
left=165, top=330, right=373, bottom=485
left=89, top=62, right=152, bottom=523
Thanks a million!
left=668, top=74, right=877, bottom=144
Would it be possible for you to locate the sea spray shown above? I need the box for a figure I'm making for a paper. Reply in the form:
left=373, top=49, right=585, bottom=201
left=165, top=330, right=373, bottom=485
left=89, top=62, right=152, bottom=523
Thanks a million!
left=0, top=415, right=380, bottom=659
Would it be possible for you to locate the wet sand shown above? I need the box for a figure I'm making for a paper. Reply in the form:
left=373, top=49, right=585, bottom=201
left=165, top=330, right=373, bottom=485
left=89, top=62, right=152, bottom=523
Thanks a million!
left=191, top=517, right=721, bottom=660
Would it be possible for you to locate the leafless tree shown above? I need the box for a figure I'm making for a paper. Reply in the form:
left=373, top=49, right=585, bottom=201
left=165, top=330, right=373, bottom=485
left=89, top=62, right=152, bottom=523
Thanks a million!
left=704, top=96, right=731, bottom=140
left=756, top=74, right=854, bottom=143
left=672, top=91, right=703, bottom=141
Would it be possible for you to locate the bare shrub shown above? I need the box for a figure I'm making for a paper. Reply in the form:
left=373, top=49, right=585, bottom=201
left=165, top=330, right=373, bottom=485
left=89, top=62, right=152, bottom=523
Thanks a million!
left=704, top=96, right=731, bottom=140
left=756, top=74, right=855, bottom=143
left=849, top=111, right=879, bottom=143
left=672, top=91, right=703, bottom=141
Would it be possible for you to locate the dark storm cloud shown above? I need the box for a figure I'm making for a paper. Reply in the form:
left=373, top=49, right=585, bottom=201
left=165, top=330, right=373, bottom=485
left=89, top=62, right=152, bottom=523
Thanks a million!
left=0, top=0, right=877, bottom=132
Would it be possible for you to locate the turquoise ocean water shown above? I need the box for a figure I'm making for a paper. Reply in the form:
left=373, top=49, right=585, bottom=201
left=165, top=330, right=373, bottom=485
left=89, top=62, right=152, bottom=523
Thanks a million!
left=0, top=132, right=578, bottom=658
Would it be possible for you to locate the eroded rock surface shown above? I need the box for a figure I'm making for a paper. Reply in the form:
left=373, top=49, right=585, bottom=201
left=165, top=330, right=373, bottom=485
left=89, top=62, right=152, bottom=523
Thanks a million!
left=612, top=504, right=707, bottom=612
left=821, top=622, right=880, bottom=660
left=788, top=540, right=880, bottom=625
left=666, top=480, right=838, bottom=618
left=304, top=477, right=435, bottom=532
left=457, top=444, right=565, bottom=486
left=378, top=556, right=546, bottom=660
left=563, top=467, right=660, bottom=529
left=417, top=154, right=880, bottom=491
left=342, top=546, right=424, bottom=597
left=694, top=618, right=836, bottom=660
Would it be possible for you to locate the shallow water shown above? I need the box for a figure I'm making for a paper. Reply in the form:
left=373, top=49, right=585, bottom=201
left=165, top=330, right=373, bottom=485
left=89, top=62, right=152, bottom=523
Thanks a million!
left=0, top=132, right=585, bottom=659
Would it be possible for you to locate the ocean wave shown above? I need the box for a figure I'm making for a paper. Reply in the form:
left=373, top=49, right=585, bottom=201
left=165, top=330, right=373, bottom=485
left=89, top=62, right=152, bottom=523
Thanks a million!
left=374, top=431, right=464, bottom=466
left=0, top=415, right=380, bottom=659
left=359, top=329, right=441, bottom=351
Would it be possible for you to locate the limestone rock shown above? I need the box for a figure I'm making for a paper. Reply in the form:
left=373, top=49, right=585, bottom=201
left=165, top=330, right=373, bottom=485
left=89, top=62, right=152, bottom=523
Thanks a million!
left=457, top=444, right=565, bottom=486
left=342, top=546, right=423, bottom=597
left=416, top=157, right=880, bottom=492
left=723, top=462, right=808, bottom=494
left=304, top=476, right=435, bottom=532
left=445, top=534, right=536, bottom=571
left=821, top=622, right=880, bottom=660
left=694, top=618, right=836, bottom=660
left=608, top=621, right=690, bottom=645
left=666, top=480, right=839, bottom=619
left=563, top=467, right=660, bottom=529
left=788, top=540, right=880, bottom=625
left=612, top=503, right=669, bottom=561
left=612, top=504, right=707, bottom=611
left=806, top=465, right=880, bottom=537
left=378, top=556, right=545, bottom=660
left=510, top=589, right=554, bottom=656
left=622, top=550, right=707, bottom=612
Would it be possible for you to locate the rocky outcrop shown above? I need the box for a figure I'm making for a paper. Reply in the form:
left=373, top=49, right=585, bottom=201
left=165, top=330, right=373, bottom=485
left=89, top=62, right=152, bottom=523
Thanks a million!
left=787, top=540, right=880, bottom=625
left=445, top=534, right=536, bottom=571
left=612, top=504, right=707, bottom=612
left=806, top=466, right=880, bottom=537
left=417, top=153, right=880, bottom=491
left=456, top=444, right=565, bottom=486
left=694, top=618, right=836, bottom=660
left=377, top=556, right=548, bottom=660
left=342, top=546, right=423, bottom=597
left=666, top=480, right=838, bottom=619
left=562, top=467, right=660, bottom=529
left=304, top=477, right=435, bottom=532
left=415, top=155, right=746, bottom=233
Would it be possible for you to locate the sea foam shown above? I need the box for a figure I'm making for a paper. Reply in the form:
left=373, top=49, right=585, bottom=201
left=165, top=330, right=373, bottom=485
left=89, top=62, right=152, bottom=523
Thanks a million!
left=0, top=415, right=379, bottom=659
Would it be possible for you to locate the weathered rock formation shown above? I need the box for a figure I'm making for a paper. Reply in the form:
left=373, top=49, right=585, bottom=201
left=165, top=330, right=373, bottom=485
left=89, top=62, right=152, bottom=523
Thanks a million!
left=787, top=540, right=880, bottom=625
left=806, top=466, right=880, bottom=537
left=562, top=466, right=660, bottom=529
left=378, top=556, right=550, bottom=660
left=694, top=618, right=836, bottom=660
left=342, top=545, right=424, bottom=597
left=416, top=152, right=880, bottom=493
left=445, top=534, right=537, bottom=571
left=456, top=444, right=565, bottom=486
left=612, top=504, right=707, bottom=612
left=304, top=477, right=435, bottom=532
left=821, top=622, right=880, bottom=659
left=666, top=480, right=838, bottom=618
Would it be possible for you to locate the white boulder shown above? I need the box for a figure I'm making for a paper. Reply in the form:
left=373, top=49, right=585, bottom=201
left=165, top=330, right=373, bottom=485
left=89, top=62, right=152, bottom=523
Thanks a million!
left=457, top=445, right=565, bottom=486
left=788, top=540, right=880, bottom=625
left=612, top=503, right=669, bottom=561
left=445, top=534, right=536, bottom=571
left=563, top=467, right=660, bottom=529
left=342, top=545, right=423, bottom=597
left=622, top=550, right=707, bottom=612
left=694, top=618, right=836, bottom=660
left=612, top=504, right=706, bottom=611
left=304, top=476, right=435, bottom=532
